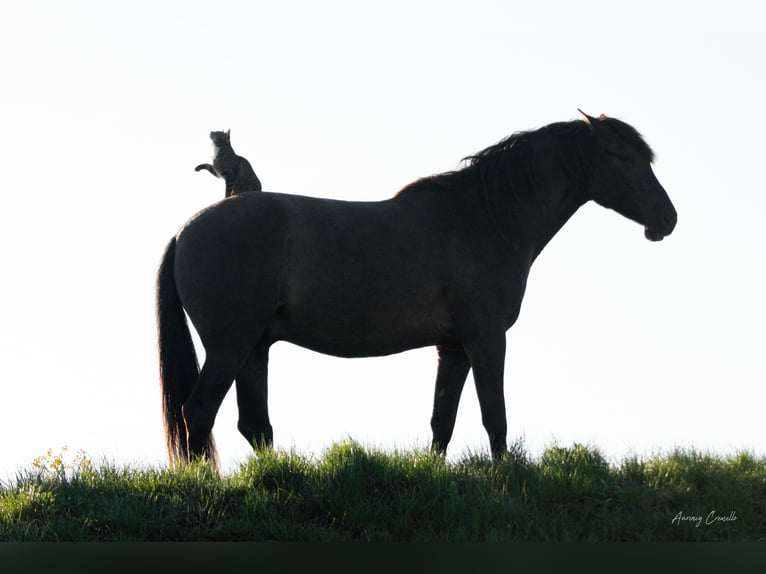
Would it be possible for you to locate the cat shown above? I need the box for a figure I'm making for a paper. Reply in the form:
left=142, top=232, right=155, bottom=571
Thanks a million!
left=195, top=129, right=262, bottom=197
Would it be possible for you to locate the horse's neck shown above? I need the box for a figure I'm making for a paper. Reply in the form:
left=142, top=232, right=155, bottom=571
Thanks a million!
left=531, top=182, right=588, bottom=260
left=492, top=165, right=589, bottom=261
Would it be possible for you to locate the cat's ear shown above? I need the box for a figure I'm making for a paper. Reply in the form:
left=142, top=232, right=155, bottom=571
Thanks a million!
left=225, top=129, right=231, bottom=136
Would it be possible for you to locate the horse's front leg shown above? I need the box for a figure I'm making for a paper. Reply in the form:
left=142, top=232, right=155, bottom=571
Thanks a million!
left=465, top=333, right=508, bottom=460
left=430, top=344, right=471, bottom=455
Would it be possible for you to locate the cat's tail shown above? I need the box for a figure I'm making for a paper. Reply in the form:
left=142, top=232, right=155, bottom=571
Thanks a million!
left=195, top=163, right=218, bottom=176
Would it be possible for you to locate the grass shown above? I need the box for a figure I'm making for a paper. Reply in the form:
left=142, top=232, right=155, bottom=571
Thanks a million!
left=1, top=440, right=764, bottom=541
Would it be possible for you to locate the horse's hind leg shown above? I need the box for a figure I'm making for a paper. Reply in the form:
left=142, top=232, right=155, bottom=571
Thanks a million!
left=235, top=341, right=273, bottom=451
left=182, top=349, right=243, bottom=460
left=430, top=345, right=471, bottom=454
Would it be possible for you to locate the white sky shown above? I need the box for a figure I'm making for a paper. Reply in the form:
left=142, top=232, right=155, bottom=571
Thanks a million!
left=1, top=1, right=764, bottom=479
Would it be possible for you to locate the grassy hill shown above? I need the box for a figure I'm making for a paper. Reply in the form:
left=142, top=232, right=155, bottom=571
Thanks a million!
left=1, top=441, right=764, bottom=541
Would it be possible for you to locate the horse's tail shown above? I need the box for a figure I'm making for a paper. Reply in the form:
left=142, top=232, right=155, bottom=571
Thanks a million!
left=156, top=236, right=218, bottom=468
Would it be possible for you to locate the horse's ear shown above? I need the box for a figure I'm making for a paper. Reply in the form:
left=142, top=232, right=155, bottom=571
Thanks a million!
left=578, top=109, right=606, bottom=135
left=578, top=108, right=600, bottom=125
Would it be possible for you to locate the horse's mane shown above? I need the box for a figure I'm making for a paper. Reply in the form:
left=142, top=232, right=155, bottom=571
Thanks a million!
left=397, top=118, right=653, bottom=197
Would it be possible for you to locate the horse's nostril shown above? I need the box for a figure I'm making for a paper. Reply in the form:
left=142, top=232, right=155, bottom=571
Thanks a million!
left=664, top=212, right=677, bottom=227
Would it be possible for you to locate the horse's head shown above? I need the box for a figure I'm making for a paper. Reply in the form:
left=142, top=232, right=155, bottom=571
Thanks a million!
left=581, top=111, right=677, bottom=241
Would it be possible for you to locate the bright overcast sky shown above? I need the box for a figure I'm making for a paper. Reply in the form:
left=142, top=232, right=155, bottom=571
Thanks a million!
left=1, top=1, right=764, bottom=479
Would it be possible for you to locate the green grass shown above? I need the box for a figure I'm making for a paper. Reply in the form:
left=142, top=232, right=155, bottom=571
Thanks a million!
left=1, top=440, right=764, bottom=541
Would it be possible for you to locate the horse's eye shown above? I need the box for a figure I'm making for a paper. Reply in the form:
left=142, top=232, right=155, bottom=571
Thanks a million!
left=606, top=151, right=634, bottom=163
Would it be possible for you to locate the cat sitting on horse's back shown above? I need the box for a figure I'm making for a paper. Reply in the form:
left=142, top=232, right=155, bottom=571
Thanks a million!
left=195, top=129, right=262, bottom=197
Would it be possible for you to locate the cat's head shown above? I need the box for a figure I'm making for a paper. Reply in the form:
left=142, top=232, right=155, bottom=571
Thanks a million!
left=209, top=130, right=231, bottom=147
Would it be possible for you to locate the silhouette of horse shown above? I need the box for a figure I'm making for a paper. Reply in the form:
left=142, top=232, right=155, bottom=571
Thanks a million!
left=156, top=111, right=677, bottom=467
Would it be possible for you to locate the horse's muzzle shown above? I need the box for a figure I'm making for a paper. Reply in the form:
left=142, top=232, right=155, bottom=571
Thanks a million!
left=645, top=209, right=677, bottom=242
left=644, top=227, right=667, bottom=241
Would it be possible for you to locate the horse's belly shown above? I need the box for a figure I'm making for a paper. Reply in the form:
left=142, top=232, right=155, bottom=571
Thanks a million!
left=272, top=302, right=452, bottom=358
left=280, top=330, right=442, bottom=358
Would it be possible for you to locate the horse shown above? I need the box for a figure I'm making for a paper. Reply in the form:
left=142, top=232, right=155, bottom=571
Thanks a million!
left=156, top=111, right=677, bottom=467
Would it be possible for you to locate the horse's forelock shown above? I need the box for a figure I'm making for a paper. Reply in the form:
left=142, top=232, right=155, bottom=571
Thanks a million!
left=602, top=117, right=655, bottom=162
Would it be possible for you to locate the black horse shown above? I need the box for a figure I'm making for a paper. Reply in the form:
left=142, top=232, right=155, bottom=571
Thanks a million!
left=157, top=111, right=677, bottom=467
